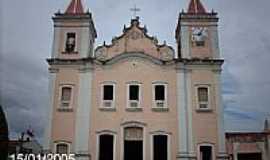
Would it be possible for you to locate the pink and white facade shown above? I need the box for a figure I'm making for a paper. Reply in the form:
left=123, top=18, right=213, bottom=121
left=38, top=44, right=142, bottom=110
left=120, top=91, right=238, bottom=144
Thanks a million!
left=43, top=0, right=228, bottom=160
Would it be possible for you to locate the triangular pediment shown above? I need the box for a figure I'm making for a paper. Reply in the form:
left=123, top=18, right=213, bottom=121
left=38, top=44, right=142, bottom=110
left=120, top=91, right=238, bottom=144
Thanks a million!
left=95, top=17, right=175, bottom=62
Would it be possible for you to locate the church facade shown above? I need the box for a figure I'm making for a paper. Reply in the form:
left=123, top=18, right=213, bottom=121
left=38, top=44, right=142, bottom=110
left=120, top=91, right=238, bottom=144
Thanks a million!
left=44, top=0, right=228, bottom=160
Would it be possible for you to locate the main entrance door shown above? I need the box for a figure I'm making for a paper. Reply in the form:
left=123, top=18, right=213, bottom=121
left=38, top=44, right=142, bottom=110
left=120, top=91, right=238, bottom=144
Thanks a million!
left=124, top=127, right=143, bottom=160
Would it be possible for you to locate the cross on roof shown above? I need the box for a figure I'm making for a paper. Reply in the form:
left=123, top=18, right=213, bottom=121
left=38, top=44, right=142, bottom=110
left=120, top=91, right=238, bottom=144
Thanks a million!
left=130, top=5, right=141, bottom=18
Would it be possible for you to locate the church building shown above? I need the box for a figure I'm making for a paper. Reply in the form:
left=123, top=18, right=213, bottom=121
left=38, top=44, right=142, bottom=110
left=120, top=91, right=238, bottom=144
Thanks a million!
left=44, top=0, right=228, bottom=160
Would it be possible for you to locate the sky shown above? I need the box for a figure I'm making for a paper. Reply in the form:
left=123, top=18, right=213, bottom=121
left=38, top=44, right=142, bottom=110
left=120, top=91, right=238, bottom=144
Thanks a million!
left=1, top=0, right=270, bottom=144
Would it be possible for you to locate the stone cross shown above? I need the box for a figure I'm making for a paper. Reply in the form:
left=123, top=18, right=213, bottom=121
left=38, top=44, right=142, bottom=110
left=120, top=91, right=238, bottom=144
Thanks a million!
left=130, top=5, right=141, bottom=18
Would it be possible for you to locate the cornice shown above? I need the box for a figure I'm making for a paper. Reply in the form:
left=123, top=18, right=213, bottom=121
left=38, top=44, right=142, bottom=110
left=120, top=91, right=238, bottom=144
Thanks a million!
left=96, top=52, right=175, bottom=66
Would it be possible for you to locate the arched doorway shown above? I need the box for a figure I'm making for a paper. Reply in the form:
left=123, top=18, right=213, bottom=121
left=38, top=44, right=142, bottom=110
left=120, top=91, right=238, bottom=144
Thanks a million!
left=124, top=127, right=143, bottom=160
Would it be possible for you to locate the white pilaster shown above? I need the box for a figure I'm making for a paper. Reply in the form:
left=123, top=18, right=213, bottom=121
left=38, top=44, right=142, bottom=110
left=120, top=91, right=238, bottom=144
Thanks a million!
left=177, top=67, right=188, bottom=159
left=210, top=26, right=220, bottom=59
left=215, top=70, right=228, bottom=159
left=186, top=69, right=194, bottom=155
left=176, top=65, right=195, bottom=160
left=75, top=66, right=93, bottom=160
left=51, top=27, right=61, bottom=58
left=180, top=26, right=191, bottom=59
left=80, top=27, right=91, bottom=58
left=43, top=70, right=57, bottom=152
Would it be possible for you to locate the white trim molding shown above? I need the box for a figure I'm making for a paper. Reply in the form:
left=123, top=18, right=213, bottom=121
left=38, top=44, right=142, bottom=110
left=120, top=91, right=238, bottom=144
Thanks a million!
left=96, top=131, right=117, bottom=160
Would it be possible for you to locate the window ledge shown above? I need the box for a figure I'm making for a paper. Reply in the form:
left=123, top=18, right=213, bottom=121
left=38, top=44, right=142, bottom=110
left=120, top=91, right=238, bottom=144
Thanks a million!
left=196, top=109, right=213, bottom=113
left=126, top=108, right=143, bottom=112
left=99, top=108, right=116, bottom=112
left=57, top=108, right=73, bottom=112
left=152, top=108, right=169, bottom=112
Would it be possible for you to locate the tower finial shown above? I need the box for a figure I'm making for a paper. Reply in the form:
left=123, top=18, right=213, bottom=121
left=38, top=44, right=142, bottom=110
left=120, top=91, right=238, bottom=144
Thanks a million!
left=187, top=0, right=207, bottom=14
left=65, top=0, right=84, bottom=14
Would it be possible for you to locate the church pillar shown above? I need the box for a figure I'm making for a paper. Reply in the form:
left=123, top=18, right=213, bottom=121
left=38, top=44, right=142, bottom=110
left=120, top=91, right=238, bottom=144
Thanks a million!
left=43, top=69, right=57, bottom=153
left=186, top=68, right=196, bottom=159
left=75, top=65, right=93, bottom=160
left=176, top=65, right=195, bottom=160
left=214, top=70, right=229, bottom=160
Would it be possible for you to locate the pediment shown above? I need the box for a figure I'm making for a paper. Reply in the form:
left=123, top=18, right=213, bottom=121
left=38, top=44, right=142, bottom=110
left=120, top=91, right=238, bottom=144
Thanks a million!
left=95, top=17, right=175, bottom=62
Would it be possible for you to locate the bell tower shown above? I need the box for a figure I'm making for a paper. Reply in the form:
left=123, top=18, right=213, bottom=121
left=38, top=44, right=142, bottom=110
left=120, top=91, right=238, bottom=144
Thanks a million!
left=44, top=0, right=97, bottom=159
left=51, top=0, right=97, bottom=59
left=176, top=0, right=220, bottom=59
left=175, top=1, right=228, bottom=160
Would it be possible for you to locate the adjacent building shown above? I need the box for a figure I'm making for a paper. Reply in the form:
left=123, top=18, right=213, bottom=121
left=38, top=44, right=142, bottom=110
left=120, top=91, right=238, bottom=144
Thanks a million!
left=226, top=120, right=270, bottom=160
left=44, top=0, right=228, bottom=160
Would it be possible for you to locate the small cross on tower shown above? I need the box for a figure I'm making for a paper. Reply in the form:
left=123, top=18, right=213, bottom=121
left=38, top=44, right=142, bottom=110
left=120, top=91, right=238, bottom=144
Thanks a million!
left=130, top=5, right=141, bottom=18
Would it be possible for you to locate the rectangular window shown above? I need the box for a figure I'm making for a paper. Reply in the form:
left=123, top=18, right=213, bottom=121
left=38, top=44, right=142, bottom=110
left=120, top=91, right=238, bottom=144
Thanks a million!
left=60, top=86, right=73, bottom=109
left=127, top=84, right=141, bottom=109
left=101, top=84, right=115, bottom=108
left=153, top=84, right=167, bottom=108
left=198, top=87, right=208, bottom=102
left=65, top=32, right=76, bottom=53
left=103, top=85, right=114, bottom=100
left=155, top=85, right=165, bottom=100
left=61, top=87, right=72, bottom=101
left=197, top=87, right=209, bottom=109
left=129, top=85, right=139, bottom=100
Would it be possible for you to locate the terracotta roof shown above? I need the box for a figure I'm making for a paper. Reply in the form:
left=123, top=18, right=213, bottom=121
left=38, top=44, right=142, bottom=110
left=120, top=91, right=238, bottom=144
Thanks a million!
left=187, top=0, right=207, bottom=14
left=65, top=0, right=84, bottom=14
